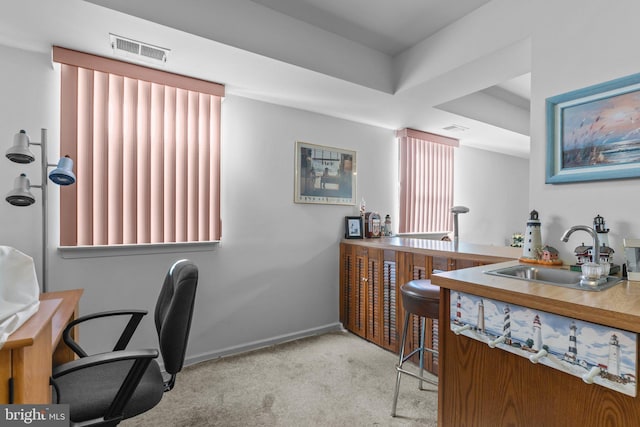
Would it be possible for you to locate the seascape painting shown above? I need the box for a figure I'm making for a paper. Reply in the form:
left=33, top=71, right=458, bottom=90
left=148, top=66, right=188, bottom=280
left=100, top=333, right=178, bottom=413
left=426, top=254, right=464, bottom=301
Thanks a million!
left=546, top=72, right=640, bottom=183
left=562, top=89, right=640, bottom=168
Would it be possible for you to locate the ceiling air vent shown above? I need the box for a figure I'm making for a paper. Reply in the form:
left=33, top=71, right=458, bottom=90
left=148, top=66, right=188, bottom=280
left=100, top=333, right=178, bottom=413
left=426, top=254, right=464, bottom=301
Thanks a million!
left=110, top=34, right=170, bottom=64
left=442, top=124, right=469, bottom=132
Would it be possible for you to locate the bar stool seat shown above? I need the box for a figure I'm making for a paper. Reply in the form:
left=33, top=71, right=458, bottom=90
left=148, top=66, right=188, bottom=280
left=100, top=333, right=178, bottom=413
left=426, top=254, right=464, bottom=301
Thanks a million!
left=391, top=279, right=440, bottom=417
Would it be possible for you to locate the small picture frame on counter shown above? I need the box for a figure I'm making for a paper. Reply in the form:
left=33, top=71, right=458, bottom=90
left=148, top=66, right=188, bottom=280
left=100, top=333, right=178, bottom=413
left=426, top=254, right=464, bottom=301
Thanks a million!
left=624, top=238, right=640, bottom=281
left=345, top=216, right=363, bottom=239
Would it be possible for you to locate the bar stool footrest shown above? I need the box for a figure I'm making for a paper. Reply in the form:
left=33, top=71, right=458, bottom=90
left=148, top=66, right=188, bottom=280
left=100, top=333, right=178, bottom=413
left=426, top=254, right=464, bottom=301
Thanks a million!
left=401, top=347, right=438, bottom=365
left=395, top=366, right=438, bottom=386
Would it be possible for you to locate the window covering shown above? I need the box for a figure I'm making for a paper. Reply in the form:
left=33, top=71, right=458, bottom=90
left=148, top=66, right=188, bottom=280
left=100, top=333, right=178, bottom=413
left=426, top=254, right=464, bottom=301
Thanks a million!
left=397, top=128, right=457, bottom=234
left=54, top=46, right=223, bottom=246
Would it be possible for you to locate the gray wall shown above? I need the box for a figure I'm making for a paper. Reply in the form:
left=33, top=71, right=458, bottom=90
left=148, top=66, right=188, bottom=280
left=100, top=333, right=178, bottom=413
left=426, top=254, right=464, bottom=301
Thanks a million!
left=455, top=146, right=529, bottom=247
left=530, top=0, right=640, bottom=264
left=0, top=43, right=528, bottom=365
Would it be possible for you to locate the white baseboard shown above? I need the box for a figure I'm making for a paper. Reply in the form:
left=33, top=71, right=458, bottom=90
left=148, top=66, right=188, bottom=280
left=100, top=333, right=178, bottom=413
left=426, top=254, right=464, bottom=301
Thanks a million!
left=183, top=322, right=345, bottom=367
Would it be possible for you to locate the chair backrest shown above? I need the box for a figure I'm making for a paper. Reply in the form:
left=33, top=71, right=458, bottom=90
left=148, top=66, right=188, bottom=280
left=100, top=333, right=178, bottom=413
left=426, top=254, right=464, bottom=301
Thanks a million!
left=154, top=259, right=198, bottom=379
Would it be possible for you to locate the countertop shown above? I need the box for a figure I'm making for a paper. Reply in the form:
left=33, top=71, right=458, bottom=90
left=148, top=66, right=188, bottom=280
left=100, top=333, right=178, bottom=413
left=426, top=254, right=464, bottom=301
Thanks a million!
left=342, top=237, right=522, bottom=263
left=432, top=260, right=640, bottom=333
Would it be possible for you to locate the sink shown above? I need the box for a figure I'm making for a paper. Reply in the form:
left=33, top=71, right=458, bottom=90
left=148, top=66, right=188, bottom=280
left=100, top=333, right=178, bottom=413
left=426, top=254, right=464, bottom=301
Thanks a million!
left=484, top=264, right=622, bottom=291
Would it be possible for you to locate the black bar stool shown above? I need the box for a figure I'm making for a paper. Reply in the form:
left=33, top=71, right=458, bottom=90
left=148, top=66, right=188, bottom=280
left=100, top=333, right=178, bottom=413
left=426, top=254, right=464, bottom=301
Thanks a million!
left=391, top=279, right=439, bottom=417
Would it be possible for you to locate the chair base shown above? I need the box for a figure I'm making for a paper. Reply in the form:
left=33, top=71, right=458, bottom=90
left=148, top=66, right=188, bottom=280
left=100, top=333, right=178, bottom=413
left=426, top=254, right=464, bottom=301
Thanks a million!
left=391, top=312, right=438, bottom=417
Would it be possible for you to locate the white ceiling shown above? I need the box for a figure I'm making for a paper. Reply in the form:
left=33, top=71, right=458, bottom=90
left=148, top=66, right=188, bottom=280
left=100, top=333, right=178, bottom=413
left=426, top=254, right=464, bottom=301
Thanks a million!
left=250, top=0, right=493, bottom=56
left=0, top=0, right=532, bottom=158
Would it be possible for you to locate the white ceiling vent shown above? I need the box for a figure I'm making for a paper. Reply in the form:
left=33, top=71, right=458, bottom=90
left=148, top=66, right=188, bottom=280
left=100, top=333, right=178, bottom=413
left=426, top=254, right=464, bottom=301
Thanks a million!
left=110, top=34, right=169, bottom=65
left=442, top=124, right=469, bottom=132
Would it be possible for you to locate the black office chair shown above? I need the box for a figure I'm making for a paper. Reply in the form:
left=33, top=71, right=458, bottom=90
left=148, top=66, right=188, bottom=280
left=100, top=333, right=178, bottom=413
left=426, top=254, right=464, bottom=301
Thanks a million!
left=50, top=259, right=198, bottom=427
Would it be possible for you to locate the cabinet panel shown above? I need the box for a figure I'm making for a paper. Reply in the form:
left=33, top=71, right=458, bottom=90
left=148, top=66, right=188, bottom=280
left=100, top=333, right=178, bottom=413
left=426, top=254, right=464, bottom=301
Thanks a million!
left=432, top=256, right=450, bottom=272
left=366, top=252, right=381, bottom=345
left=440, top=290, right=640, bottom=427
left=455, top=259, right=482, bottom=270
left=450, top=290, right=637, bottom=397
left=340, top=241, right=514, bottom=376
left=351, top=254, right=367, bottom=338
left=395, top=252, right=438, bottom=374
left=340, top=244, right=397, bottom=349
left=433, top=257, right=482, bottom=272
left=340, top=243, right=365, bottom=337
left=339, top=243, right=354, bottom=329
left=381, top=251, right=398, bottom=351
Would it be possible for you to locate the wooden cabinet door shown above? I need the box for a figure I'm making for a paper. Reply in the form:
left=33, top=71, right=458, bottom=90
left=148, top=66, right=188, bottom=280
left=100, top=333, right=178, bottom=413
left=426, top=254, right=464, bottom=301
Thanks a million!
left=339, top=243, right=366, bottom=338
left=340, top=243, right=496, bottom=375
left=380, top=250, right=398, bottom=352
left=339, top=243, right=352, bottom=328
left=454, top=258, right=482, bottom=270
left=340, top=244, right=398, bottom=349
left=434, top=256, right=483, bottom=272
left=396, top=252, right=438, bottom=374
left=364, top=248, right=399, bottom=350
left=365, top=248, right=382, bottom=346
left=432, top=256, right=452, bottom=273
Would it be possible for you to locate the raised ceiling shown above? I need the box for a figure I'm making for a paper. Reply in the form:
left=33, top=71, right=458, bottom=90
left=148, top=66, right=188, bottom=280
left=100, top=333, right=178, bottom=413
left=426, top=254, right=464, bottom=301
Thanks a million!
left=0, top=0, right=532, bottom=157
left=250, top=0, right=494, bottom=56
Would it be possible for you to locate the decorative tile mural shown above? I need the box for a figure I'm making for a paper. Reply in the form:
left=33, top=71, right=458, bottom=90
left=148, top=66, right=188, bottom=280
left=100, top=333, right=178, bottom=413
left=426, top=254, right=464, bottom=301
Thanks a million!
left=449, top=290, right=637, bottom=396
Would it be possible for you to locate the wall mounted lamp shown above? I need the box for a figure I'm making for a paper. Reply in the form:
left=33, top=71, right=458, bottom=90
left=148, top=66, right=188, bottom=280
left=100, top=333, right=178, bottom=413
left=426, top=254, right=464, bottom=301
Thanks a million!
left=5, top=129, right=76, bottom=292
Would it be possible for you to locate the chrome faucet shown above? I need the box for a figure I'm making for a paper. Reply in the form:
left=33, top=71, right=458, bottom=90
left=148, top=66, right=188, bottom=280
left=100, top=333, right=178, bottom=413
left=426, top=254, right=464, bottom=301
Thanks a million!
left=561, top=225, right=600, bottom=264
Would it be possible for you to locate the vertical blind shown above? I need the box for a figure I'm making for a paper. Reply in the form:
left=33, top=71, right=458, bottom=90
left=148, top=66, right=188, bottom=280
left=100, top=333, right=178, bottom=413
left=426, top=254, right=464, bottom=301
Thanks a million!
left=397, top=128, right=458, bottom=234
left=53, top=46, right=224, bottom=246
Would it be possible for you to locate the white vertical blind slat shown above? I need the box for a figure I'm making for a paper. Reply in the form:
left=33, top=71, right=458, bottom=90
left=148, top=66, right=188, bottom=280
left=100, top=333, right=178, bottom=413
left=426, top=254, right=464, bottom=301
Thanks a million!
left=174, top=89, right=188, bottom=242
left=150, top=83, right=165, bottom=244
left=107, top=74, right=124, bottom=245
left=60, top=64, right=222, bottom=246
left=136, top=80, right=151, bottom=244
left=77, top=67, right=93, bottom=246
left=209, top=96, right=221, bottom=240
left=198, top=94, right=211, bottom=241
left=187, top=91, right=199, bottom=242
left=93, top=71, right=110, bottom=246
left=163, top=87, right=177, bottom=243
left=398, top=136, right=454, bottom=233
left=122, top=77, right=138, bottom=244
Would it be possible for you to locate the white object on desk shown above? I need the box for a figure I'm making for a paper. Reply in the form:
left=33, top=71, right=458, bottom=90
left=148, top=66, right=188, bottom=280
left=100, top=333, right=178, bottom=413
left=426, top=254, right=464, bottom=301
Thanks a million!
left=0, top=246, right=40, bottom=348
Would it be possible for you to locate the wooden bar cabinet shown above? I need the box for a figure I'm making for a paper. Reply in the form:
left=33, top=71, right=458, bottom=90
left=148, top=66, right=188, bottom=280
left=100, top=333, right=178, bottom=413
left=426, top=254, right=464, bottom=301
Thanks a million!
left=339, top=237, right=520, bottom=375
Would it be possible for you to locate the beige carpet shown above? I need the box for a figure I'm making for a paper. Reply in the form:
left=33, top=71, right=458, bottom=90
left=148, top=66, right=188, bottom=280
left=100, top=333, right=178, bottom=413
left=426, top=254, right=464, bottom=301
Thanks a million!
left=124, top=330, right=438, bottom=426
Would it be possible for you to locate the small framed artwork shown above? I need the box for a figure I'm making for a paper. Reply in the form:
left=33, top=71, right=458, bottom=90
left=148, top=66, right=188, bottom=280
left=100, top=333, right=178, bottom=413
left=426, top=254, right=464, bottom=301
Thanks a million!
left=294, top=141, right=356, bottom=205
left=546, top=72, right=640, bottom=184
left=345, top=216, right=363, bottom=239
left=623, top=238, right=640, bottom=281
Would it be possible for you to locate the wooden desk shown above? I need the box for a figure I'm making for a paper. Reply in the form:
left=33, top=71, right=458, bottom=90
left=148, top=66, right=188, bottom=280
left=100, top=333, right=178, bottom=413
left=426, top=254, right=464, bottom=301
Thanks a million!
left=0, top=289, right=83, bottom=403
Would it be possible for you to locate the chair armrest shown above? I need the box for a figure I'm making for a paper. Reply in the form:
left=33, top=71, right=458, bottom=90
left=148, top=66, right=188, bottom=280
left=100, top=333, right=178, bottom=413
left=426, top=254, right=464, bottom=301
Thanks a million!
left=63, top=310, right=148, bottom=357
left=51, top=348, right=159, bottom=378
left=51, top=349, right=159, bottom=421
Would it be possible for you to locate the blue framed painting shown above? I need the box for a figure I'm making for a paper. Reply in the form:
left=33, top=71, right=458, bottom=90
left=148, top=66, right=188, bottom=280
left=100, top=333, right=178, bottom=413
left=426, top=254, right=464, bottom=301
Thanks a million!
left=546, top=72, right=640, bottom=184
